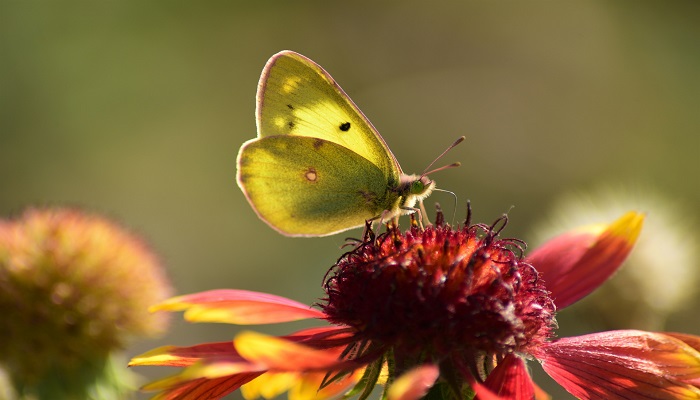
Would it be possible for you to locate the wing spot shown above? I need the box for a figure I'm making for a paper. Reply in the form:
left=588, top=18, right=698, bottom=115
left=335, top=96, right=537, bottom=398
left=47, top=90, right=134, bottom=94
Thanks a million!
left=305, top=167, right=318, bottom=182
left=282, top=77, right=301, bottom=93
left=287, top=104, right=294, bottom=110
left=288, top=120, right=295, bottom=129
left=313, top=139, right=324, bottom=149
left=273, top=116, right=286, bottom=129
left=339, top=122, right=351, bottom=131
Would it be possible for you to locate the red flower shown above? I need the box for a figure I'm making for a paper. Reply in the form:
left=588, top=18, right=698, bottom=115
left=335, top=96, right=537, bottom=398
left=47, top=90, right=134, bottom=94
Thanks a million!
left=130, top=210, right=700, bottom=399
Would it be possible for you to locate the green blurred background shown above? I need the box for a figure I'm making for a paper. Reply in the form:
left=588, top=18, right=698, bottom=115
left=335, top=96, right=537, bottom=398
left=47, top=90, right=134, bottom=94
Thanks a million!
left=2, top=1, right=699, bottom=398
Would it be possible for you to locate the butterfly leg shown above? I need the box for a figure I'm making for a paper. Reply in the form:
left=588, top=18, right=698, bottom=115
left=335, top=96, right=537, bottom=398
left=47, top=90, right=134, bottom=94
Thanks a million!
left=399, top=206, right=424, bottom=230
left=419, top=200, right=432, bottom=227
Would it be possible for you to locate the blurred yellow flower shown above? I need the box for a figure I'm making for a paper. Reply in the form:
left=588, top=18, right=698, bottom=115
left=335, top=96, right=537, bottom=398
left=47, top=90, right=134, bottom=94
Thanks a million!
left=0, top=207, right=173, bottom=399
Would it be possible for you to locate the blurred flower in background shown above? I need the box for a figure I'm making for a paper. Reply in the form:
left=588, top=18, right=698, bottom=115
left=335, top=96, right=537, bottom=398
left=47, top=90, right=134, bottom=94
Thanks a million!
left=130, top=209, right=700, bottom=400
left=531, top=185, right=698, bottom=331
left=0, top=207, right=173, bottom=400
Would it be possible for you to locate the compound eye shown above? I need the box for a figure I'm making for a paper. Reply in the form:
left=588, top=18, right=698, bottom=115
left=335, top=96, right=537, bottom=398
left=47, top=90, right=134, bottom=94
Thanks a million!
left=411, top=180, right=425, bottom=194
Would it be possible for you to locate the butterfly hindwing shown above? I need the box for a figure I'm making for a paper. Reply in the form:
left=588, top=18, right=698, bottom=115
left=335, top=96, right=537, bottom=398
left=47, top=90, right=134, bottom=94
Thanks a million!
left=237, top=135, right=399, bottom=237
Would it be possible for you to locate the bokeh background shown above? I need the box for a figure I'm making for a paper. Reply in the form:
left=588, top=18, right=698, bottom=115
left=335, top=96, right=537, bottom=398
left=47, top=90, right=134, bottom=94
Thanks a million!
left=2, top=1, right=699, bottom=398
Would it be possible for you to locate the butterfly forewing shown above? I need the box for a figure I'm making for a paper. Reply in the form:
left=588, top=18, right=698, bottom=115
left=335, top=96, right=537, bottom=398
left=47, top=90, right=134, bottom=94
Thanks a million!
left=256, top=51, right=401, bottom=185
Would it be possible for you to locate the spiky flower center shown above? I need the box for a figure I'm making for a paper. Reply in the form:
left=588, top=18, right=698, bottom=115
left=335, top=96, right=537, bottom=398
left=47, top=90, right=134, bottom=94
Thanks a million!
left=321, top=217, right=556, bottom=367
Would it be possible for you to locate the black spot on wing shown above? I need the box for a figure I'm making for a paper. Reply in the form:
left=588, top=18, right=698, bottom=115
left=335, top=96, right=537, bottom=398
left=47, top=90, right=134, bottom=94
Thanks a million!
left=287, top=104, right=294, bottom=110
left=288, top=120, right=295, bottom=129
left=339, top=122, right=351, bottom=132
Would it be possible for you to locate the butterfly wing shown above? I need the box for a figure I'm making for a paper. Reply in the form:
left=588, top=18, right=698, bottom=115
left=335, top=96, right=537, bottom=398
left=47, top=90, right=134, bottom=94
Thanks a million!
left=256, top=51, right=402, bottom=184
left=237, top=135, right=399, bottom=237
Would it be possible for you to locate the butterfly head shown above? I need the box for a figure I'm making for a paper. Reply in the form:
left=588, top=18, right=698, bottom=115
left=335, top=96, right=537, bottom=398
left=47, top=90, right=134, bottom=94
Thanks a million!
left=401, top=135, right=463, bottom=208
left=399, top=174, right=436, bottom=208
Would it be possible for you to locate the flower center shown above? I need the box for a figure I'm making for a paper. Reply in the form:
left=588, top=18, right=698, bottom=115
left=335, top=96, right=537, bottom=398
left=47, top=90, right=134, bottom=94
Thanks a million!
left=321, top=217, right=556, bottom=364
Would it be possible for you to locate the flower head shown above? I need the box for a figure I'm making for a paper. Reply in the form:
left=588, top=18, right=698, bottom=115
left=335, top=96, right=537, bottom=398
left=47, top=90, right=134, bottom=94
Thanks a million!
left=132, top=207, right=700, bottom=399
left=0, top=207, right=173, bottom=399
left=321, top=215, right=555, bottom=378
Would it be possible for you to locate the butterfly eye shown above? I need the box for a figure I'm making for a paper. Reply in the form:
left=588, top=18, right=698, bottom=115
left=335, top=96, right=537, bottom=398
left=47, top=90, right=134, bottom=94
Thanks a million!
left=411, top=180, right=425, bottom=194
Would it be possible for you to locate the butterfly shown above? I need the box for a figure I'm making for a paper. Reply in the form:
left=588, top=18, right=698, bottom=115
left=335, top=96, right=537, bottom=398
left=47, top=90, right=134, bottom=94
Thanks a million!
left=236, top=50, right=460, bottom=237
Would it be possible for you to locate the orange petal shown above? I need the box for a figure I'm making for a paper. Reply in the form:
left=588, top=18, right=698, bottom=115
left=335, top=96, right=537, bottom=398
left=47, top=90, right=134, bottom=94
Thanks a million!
left=539, top=330, right=700, bottom=399
left=468, top=379, right=501, bottom=400
left=527, top=211, right=644, bottom=309
left=387, top=365, right=439, bottom=400
left=151, top=289, right=325, bottom=324
left=240, top=372, right=297, bottom=400
left=665, top=332, right=700, bottom=354
left=290, top=370, right=364, bottom=400
left=148, top=374, right=261, bottom=400
left=129, top=342, right=236, bottom=367
left=234, top=331, right=349, bottom=371
left=141, top=358, right=267, bottom=400
left=533, top=380, right=552, bottom=400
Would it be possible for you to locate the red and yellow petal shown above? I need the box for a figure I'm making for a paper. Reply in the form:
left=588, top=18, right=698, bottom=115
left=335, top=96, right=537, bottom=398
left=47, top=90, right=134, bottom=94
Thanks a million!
left=151, top=289, right=325, bottom=324
left=527, top=211, right=644, bottom=309
left=665, top=332, right=700, bottom=354
left=234, top=331, right=356, bottom=371
left=131, top=325, right=360, bottom=399
left=538, top=330, right=700, bottom=399
left=290, top=370, right=365, bottom=400
left=149, top=374, right=262, bottom=400
left=142, top=359, right=266, bottom=400
left=129, top=342, right=238, bottom=367
left=386, top=365, right=439, bottom=400
left=240, top=372, right=299, bottom=399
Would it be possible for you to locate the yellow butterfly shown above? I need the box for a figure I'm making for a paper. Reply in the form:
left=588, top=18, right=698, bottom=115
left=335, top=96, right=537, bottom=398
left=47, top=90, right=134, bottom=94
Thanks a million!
left=237, top=51, right=459, bottom=237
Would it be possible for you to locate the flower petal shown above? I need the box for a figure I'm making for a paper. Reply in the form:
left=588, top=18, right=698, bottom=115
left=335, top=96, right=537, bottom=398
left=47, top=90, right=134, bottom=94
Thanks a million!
left=539, top=330, right=700, bottom=399
left=387, top=365, right=440, bottom=400
left=479, top=354, right=535, bottom=399
left=234, top=331, right=353, bottom=371
left=527, top=211, right=644, bottom=309
left=129, top=342, right=237, bottom=367
left=240, top=372, right=298, bottom=399
left=140, top=358, right=266, bottom=397
left=151, top=289, right=325, bottom=324
left=290, top=370, right=364, bottom=400
left=468, top=379, right=501, bottom=400
left=148, top=374, right=261, bottom=400
left=665, top=332, right=700, bottom=353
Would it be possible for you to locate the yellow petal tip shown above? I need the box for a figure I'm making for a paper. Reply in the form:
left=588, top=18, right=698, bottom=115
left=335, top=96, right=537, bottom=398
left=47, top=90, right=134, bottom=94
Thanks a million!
left=607, top=211, right=645, bottom=246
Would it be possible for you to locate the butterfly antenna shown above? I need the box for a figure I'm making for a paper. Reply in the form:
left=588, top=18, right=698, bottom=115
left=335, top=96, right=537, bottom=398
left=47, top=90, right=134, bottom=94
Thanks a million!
left=420, top=136, right=466, bottom=178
